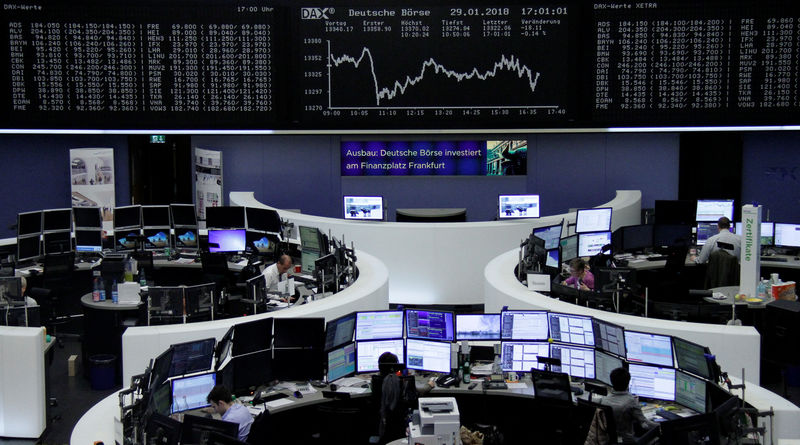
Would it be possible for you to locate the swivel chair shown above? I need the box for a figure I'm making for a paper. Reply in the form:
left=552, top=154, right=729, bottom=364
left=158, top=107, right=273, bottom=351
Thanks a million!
left=130, top=250, right=154, bottom=280
left=704, top=249, right=739, bottom=289
left=41, top=252, right=76, bottom=346
left=200, top=252, right=232, bottom=293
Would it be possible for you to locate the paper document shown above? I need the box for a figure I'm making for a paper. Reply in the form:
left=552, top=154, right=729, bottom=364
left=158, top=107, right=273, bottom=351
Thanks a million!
left=336, top=387, right=369, bottom=394
left=336, top=376, right=368, bottom=387
left=265, top=398, right=295, bottom=409
left=505, top=382, right=528, bottom=389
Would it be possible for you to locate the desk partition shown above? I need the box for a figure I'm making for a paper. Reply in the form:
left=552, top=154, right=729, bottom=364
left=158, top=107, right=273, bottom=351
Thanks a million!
left=0, top=326, right=46, bottom=438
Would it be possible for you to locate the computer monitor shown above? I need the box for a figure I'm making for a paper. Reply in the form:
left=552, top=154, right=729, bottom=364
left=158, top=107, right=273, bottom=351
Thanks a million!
left=673, top=336, right=711, bottom=380
left=653, top=224, right=692, bottom=248
left=696, top=222, right=718, bottom=246
left=455, top=313, right=501, bottom=340
left=498, top=194, right=540, bottom=219
left=142, top=205, right=171, bottom=227
left=114, top=205, right=141, bottom=229
left=145, top=413, right=182, bottom=445
left=184, top=283, right=213, bottom=319
left=620, top=224, right=654, bottom=252
left=501, top=310, right=549, bottom=340
left=327, top=343, right=356, bottom=382
left=144, top=228, right=171, bottom=250
left=273, top=317, right=325, bottom=349
left=75, top=229, right=102, bottom=253
left=301, top=250, right=320, bottom=274
left=406, top=339, right=452, bottom=374
left=170, top=372, right=216, bottom=414
left=149, top=380, right=172, bottom=416
left=655, top=200, right=696, bottom=225
left=560, top=235, right=578, bottom=262
left=500, top=341, right=549, bottom=372
left=592, top=319, right=626, bottom=358
left=550, top=344, right=595, bottom=379
left=734, top=221, right=774, bottom=246
left=229, top=350, right=273, bottom=395
left=169, top=338, right=216, bottom=377
left=0, top=277, right=23, bottom=304
left=181, top=413, right=239, bottom=445
left=43, top=231, right=72, bottom=254
left=272, top=348, right=325, bottom=381
left=170, top=204, right=197, bottom=227
left=594, top=350, right=624, bottom=386
left=174, top=227, right=198, bottom=249
left=676, top=370, right=708, bottom=413
left=17, top=211, right=42, bottom=237
left=355, top=310, right=404, bottom=341
left=578, top=231, right=612, bottom=257
left=356, top=339, right=405, bottom=373
left=325, top=312, right=356, bottom=351
left=150, top=347, right=175, bottom=390
left=115, top=228, right=141, bottom=251
left=576, top=208, right=612, bottom=233
left=531, top=369, right=573, bottom=402
left=207, top=229, right=246, bottom=253
left=533, top=223, right=563, bottom=250
left=42, top=208, right=72, bottom=232
left=625, top=331, right=674, bottom=367
left=245, top=207, right=282, bottom=233
left=547, top=312, right=594, bottom=346
left=72, top=207, right=102, bottom=229
left=696, top=199, right=734, bottom=222
left=205, top=206, right=246, bottom=229
left=245, top=231, right=277, bottom=256
left=343, top=196, right=384, bottom=220
left=299, top=225, right=323, bottom=252
left=405, top=309, right=454, bottom=342
left=231, top=318, right=273, bottom=357
left=545, top=249, right=559, bottom=269
left=16, top=235, right=41, bottom=263
left=773, top=223, right=800, bottom=248
left=628, top=363, right=676, bottom=401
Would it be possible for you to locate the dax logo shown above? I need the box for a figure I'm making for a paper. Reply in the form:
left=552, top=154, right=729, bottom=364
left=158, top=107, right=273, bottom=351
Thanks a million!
left=301, top=7, right=334, bottom=19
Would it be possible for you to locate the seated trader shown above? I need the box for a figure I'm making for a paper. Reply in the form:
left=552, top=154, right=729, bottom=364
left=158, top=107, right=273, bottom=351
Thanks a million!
left=694, top=217, right=741, bottom=263
left=206, top=384, right=253, bottom=442
left=262, top=254, right=293, bottom=291
left=562, top=258, right=594, bottom=291
left=601, top=367, right=659, bottom=442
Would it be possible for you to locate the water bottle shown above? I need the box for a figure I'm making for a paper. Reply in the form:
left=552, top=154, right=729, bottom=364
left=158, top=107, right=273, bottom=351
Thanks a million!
left=463, top=360, right=471, bottom=384
left=139, top=268, right=147, bottom=287
left=757, top=279, right=766, bottom=299
left=92, top=277, right=101, bottom=302
left=99, top=277, right=106, bottom=301
left=112, top=279, right=119, bottom=304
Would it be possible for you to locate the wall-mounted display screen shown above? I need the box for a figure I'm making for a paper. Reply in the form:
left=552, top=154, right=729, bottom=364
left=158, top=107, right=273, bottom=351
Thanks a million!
left=343, top=196, right=384, bottom=220
left=499, top=195, right=540, bottom=219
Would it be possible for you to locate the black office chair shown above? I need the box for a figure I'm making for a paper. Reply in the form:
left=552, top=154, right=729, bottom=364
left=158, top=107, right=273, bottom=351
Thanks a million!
left=41, top=252, right=76, bottom=347
left=200, top=252, right=231, bottom=293
left=577, top=398, right=618, bottom=445
left=704, top=249, right=739, bottom=289
left=370, top=373, right=417, bottom=444
left=130, top=250, right=154, bottom=281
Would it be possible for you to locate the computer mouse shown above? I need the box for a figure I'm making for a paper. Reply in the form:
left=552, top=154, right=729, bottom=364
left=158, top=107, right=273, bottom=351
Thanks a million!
left=293, top=391, right=303, bottom=398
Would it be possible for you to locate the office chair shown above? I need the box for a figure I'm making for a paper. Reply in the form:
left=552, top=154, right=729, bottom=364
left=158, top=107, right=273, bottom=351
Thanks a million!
left=370, top=373, right=417, bottom=444
left=704, top=249, right=739, bottom=289
left=577, top=398, right=618, bottom=445
left=200, top=252, right=232, bottom=293
left=41, top=252, right=75, bottom=346
left=130, top=250, right=154, bottom=280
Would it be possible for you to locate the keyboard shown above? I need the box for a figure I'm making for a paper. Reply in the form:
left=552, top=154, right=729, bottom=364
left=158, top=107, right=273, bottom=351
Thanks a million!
left=646, top=256, right=668, bottom=262
left=483, top=381, right=508, bottom=390
left=656, top=409, right=681, bottom=421
left=761, top=256, right=788, bottom=262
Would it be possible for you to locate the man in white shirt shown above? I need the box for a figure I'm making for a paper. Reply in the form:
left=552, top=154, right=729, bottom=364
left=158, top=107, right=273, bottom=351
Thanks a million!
left=694, top=217, right=741, bottom=263
left=262, top=254, right=293, bottom=291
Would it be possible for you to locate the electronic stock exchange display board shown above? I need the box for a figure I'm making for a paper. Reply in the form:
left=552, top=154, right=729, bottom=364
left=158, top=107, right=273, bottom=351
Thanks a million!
left=3, top=0, right=800, bottom=130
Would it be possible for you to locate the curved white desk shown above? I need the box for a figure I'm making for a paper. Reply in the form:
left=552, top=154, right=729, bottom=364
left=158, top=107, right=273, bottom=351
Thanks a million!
left=121, top=250, right=388, bottom=383
left=231, top=190, right=642, bottom=306
left=70, top=390, right=117, bottom=445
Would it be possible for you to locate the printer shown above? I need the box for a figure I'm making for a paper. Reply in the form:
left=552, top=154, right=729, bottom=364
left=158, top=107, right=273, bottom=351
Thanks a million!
left=408, top=397, right=461, bottom=445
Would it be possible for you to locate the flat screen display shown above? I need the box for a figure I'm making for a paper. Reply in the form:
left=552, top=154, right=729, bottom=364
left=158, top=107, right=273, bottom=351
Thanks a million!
left=406, top=339, right=451, bottom=374
left=245, top=207, right=282, bottom=233
left=592, top=319, right=626, bottom=357
left=205, top=206, right=246, bottom=229
left=344, top=196, right=384, bottom=220
left=774, top=223, right=800, bottom=248
left=405, top=309, right=454, bottom=342
left=174, top=228, right=198, bottom=248
left=75, top=229, right=102, bottom=252
left=169, top=338, right=216, bottom=377
left=144, top=229, right=171, bottom=250
left=500, top=341, right=549, bottom=372
left=170, top=372, right=216, bottom=413
left=673, top=337, right=711, bottom=380
left=355, top=311, right=404, bottom=341
left=735, top=221, right=774, bottom=246
left=43, top=231, right=71, bottom=254
left=43, top=209, right=72, bottom=232
left=629, top=364, right=676, bottom=402
left=299, top=226, right=322, bottom=251
left=546, top=249, right=559, bottom=268
left=17, top=211, right=42, bottom=236
left=576, top=208, right=612, bottom=233
left=620, top=224, right=654, bottom=252
left=551, top=344, right=595, bottom=379
left=456, top=314, right=501, bottom=340
left=114, top=205, right=141, bottom=229
left=625, top=331, right=674, bottom=367
left=208, top=229, right=246, bottom=253
left=325, top=313, right=356, bottom=351
left=498, top=194, right=540, bottom=219
left=653, top=224, right=692, bottom=248
left=356, top=339, right=405, bottom=373
left=547, top=313, right=594, bottom=346
left=17, top=235, right=41, bottom=262
left=560, top=235, right=578, bottom=262
left=327, top=343, right=356, bottom=382
left=301, top=250, right=320, bottom=274
left=170, top=204, right=197, bottom=227
left=676, top=370, right=707, bottom=413
left=654, top=200, right=695, bottom=225
left=578, top=231, right=612, bottom=257
left=142, top=205, right=171, bottom=227
left=533, top=223, right=563, bottom=250
left=695, top=199, right=734, bottom=222
left=73, top=207, right=102, bottom=229
left=594, top=350, right=624, bottom=386
left=246, top=231, right=277, bottom=255
left=501, top=310, right=549, bottom=340
left=695, top=222, right=718, bottom=246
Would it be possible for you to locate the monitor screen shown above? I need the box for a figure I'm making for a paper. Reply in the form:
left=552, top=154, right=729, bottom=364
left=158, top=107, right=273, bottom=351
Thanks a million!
left=560, top=235, right=578, bottom=262
left=0, top=277, right=23, bottom=303
left=208, top=229, right=246, bottom=253
left=245, top=207, right=282, bottom=233
left=734, top=221, right=774, bottom=246
left=17, top=235, right=41, bottom=262
left=272, top=348, right=325, bottom=382
left=299, top=226, right=322, bottom=251
left=355, top=311, right=404, bottom=341
left=625, top=331, right=674, bottom=367
left=301, top=250, right=320, bottom=274
left=231, top=318, right=273, bottom=357
left=774, top=223, right=800, bottom=247
left=43, top=208, right=72, bottom=232
left=273, top=317, right=325, bottom=349
left=144, top=228, right=171, bottom=250
left=174, top=227, right=198, bottom=248
left=405, top=309, right=454, bottom=342
left=676, top=370, right=707, bottom=413
left=406, top=339, right=452, bottom=374
left=73, top=207, right=102, bottom=229
left=181, top=411, right=239, bottom=444
left=673, top=337, right=711, bottom=380
left=43, top=231, right=72, bottom=254
left=629, top=364, right=676, bottom=402
left=500, top=341, right=549, bottom=372
left=501, top=310, right=549, bottom=341
left=170, top=372, right=216, bottom=413
left=146, top=413, right=181, bottom=445
left=547, top=313, right=594, bottom=346
left=578, top=231, right=612, bottom=257
left=695, top=222, right=718, bottom=246
left=621, top=224, right=654, bottom=252
left=551, top=344, right=595, bottom=379
left=576, top=208, right=612, bottom=233
left=142, top=205, right=171, bottom=227
left=456, top=314, right=501, bottom=340
left=533, top=224, right=563, bottom=250
left=170, top=204, right=197, bottom=227
left=327, top=343, right=356, bottom=382
left=75, top=229, right=102, bottom=253
left=325, top=313, right=356, bottom=351
left=653, top=224, right=692, bottom=248
left=592, top=319, right=626, bottom=357
left=546, top=249, right=559, bottom=268
left=356, top=339, right=405, bottom=373
left=169, top=338, right=216, bottom=377
left=150, top=347, right=175, bottom=390
left=594, top=350, right=624, bottom=386
left=114, top=205, right=141, bottom=229
left=344, top=196, right=384, bottom=220
left=17, top=211, right=42, bottom=236
left=498, top=194, right=540, bottom=219
left=654, top=200, right=696, bottom=225
left=115, top=229, right=140, bottom=250
left=695, top=199, right=734, bottom=222
left=230, top=350, right=273, bottom=395
left=149, top=381, right=172, bottom=416
left=245, top=231, right=277, bottom=255
left=205, top=206, right=246, bottom=229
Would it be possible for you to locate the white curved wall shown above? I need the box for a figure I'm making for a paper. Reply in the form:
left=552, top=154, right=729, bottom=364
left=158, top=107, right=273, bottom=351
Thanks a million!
left=121, top=250, right=388, bottom=382
left=231, top=190, right=642, bottom=305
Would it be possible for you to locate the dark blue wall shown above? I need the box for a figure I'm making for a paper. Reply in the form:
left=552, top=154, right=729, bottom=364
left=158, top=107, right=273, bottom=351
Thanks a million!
left=741, top=132, right=800, bottom=222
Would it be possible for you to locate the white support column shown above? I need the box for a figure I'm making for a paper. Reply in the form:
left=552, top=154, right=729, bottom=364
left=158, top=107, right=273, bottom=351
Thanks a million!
left=740, top=205, right=762, bottom=297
